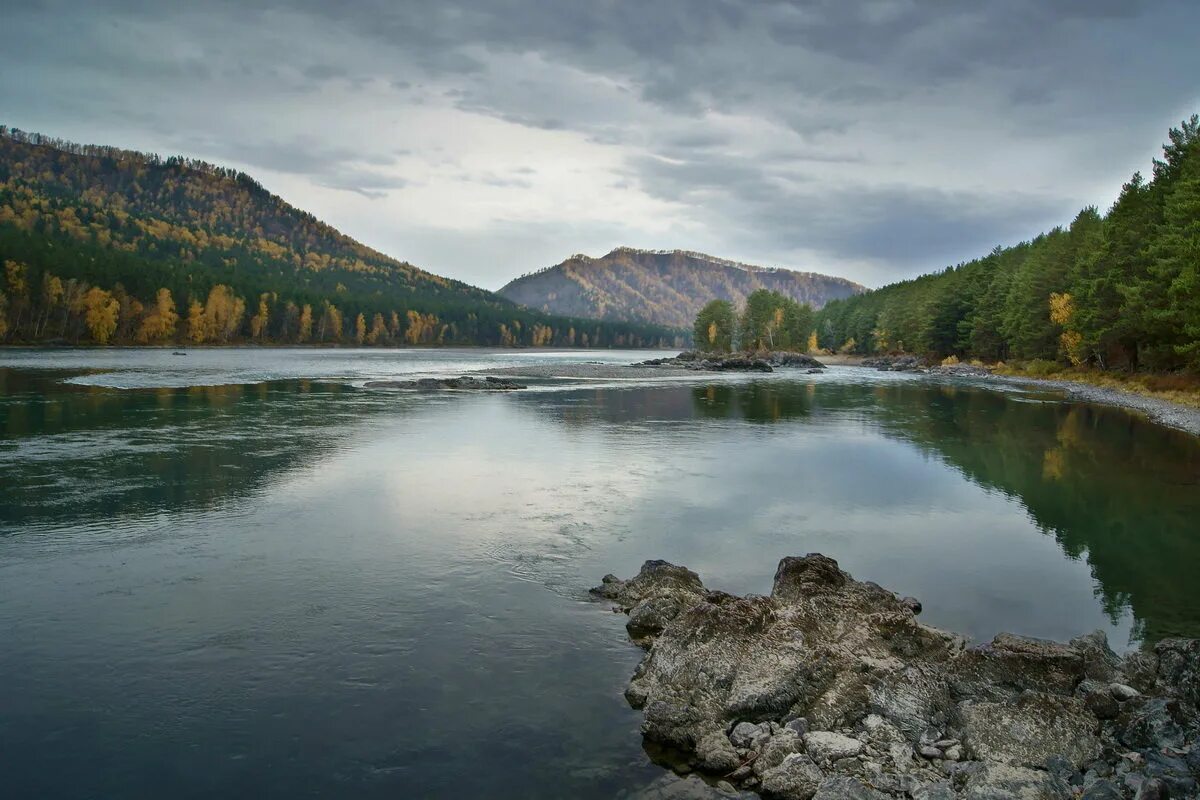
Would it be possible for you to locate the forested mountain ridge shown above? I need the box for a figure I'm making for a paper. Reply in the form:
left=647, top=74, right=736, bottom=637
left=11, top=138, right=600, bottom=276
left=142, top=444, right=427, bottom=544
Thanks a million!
left=815, top=115, right=1200, bottom=372
left=499, top=247, right=864, bottom=329
left=0, top=127, right=681, bottom=347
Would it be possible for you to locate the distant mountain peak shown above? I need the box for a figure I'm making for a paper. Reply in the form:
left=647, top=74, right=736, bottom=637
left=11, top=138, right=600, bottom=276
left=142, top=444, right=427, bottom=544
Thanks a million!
left=500, top=247, right=864, bottom=329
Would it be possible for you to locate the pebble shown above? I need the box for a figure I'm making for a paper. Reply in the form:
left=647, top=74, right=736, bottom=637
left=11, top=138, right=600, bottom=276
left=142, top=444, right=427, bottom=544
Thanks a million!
left=918, top=746, right=943, bottom=760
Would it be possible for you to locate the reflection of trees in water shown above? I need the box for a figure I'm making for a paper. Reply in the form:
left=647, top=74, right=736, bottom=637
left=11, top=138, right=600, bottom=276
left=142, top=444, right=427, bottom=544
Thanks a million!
left=0, top=369, right=361, bottom=529
left=685, top=379, right=1200, bottom=644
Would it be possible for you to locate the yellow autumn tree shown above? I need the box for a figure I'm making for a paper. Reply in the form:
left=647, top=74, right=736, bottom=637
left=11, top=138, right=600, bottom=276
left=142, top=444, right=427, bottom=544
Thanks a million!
left=136, top=288, right=179, bottom=343
left=807, top=330, right=819, bottom=354
left=187, top=300, right=207, bottom=344
left=36, top=273, right=64, bottom=337
left=367, top=312, right=386, bottom=344
left=298, top=304, right=313, bottom=342
left=204, top=284, right=245, bottom=342
left=354, top=313, right=366, bottom=344
left=0, top=291, right=8, bottom=339
left=1048, top=292, right=1084, bottom=366
left=249, top=294, right=270, bottom=340
left=82, top=286, right=119, bottom=344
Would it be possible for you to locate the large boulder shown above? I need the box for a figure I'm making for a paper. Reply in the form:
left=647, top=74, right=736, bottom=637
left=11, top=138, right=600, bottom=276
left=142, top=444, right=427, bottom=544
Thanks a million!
left=593, top=555, right=1200, bottom=800
left=959, top=693, right=1101, bottom=768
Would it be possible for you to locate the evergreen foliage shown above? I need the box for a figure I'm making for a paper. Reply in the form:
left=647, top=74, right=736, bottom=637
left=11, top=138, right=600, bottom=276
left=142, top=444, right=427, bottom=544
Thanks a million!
left=0, top=127, right=681, bottom=348
left=815, top=116, right=1200, bottom=371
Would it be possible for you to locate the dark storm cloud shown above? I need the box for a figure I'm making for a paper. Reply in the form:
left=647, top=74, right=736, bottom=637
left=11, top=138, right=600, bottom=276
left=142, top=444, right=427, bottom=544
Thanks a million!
left=3, top=0, right=1199, bottom=286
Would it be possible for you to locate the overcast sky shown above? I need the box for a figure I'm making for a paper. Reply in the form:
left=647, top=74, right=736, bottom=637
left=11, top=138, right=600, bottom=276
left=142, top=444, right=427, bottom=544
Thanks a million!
left=3, top=1, right=1198, bottom=289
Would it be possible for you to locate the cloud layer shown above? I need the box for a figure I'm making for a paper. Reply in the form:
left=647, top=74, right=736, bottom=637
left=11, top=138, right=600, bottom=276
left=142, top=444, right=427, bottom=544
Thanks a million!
left=3, top=1, right=1198, bottom=288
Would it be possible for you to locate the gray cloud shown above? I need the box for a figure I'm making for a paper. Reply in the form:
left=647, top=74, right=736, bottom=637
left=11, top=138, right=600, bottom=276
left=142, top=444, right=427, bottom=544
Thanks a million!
left=2, top=0, right=1198, bottom=288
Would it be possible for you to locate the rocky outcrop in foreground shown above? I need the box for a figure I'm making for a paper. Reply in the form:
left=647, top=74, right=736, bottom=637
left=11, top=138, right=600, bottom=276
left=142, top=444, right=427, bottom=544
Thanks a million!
left=639, top=352, right=827, bottom=374
left=363, top=376, right=527, bottom=391
left=593, top=556, right=1199, bottom=800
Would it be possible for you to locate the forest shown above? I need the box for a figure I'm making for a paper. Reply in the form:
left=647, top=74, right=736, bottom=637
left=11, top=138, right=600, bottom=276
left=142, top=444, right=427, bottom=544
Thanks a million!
left=0, top=128, right=682, bottom=348
left=815, top=116, right=1200, bottom=372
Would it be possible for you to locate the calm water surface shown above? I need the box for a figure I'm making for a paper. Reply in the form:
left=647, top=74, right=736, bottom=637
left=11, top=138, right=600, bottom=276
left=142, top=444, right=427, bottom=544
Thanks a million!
left=2, top=348, right=1199, bottom=799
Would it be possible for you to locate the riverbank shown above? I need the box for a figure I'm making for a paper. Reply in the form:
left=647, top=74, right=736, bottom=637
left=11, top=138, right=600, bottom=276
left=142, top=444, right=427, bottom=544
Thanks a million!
left=594, top=555, right=1200, bottom=800
left=994, top=374, right=1200, bottom=438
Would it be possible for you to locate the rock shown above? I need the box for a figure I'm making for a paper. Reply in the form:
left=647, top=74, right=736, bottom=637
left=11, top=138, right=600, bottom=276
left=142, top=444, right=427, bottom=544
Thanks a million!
left=593, top=555, right=1200, bottom=800
left=758, top=754, right=822, bottom=800
left=803, top=731, right=863, bottom=763
left=696, top=730, right=743, bottom=774
left=640, top=351, right=826, bottom=373
left=730, top=722, right=768, bottom=750
left=1082, top=685, right=1121, bottom=720
left=901, top=596, right=924, bottom=615
left=1109, top=683, right=1141, bottom=702
left=1155, top=638, right=1200, bottom=707
left=910, top=782, right=957, bottom=800
left=591, top=560, right=705, bottom=613
left=1133, top=778, right=1168, bottom=800
left=363, top=375, right=527, bottom=391
left=631, top=773, right=757, bottom=799
left=784, top=717, right=809, bottom=737
left=628, top=596, right=694, bottom=641
left=1080, top=779, right=1123, bottom=800
left=811, top=776, right=885, bottom=799
left=753, top=730, right=804, bottom=775
left=962, top=764, right=1072, bottom=799
left=1118, top=697, right=1186, bottom=750
left=960, top=693, right=1101, bottom=769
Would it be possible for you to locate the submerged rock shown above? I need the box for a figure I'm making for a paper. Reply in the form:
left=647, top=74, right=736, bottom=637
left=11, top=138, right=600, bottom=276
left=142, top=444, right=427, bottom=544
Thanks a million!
left=363, top=375, right=527, bottom=391
left=592, top=555, right=1200, bottom=800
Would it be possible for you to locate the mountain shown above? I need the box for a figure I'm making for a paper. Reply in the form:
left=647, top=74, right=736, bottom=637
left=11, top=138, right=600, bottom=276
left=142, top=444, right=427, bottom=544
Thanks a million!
left=0, top=127, right=680, bottom=348
left=498, top=247, right=865, bottom=329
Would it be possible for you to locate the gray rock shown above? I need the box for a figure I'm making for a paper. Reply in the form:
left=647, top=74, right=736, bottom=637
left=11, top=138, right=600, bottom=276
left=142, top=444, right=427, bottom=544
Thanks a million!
left=910, top=782, right=957, bottom=800
left=1080, top=779, right=1123, bottom=800
left=758, top=754, right=823, bottom=800
left=1118, top=697, right=1186, bottom=750
left=1109, top=683, right=1141, bottom=702
left=960, top=693, right=1101, bottom=769
left=696, top=730, right=743, bottom=774
left=784, top=717, right=809, bottom=737
left=1133, top=777, right=1168, bottom=800
left=593, top=555, right=1200, bottom=800
left=811, top=776, right=885, bottom=800
left=803, top=731, right=863, bottom=763
left=753, top=730, right=803, bottom=776
left=730, top=722, right=768, bottom=750
left=962, top=763, right=1072, bottom=799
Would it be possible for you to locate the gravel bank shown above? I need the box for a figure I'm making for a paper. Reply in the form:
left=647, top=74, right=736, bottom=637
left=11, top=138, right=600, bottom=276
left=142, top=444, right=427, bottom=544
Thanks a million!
left=995, top=375, right=1200, bottom=438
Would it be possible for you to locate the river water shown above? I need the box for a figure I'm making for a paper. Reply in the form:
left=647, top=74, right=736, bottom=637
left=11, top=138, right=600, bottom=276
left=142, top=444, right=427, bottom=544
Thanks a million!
left=2, top=347, right=1198, bottom=798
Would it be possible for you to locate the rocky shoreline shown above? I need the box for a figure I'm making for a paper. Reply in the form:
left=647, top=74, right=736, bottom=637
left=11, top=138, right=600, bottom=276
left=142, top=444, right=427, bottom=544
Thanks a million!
left=593, top=556, right=1199, bottom=800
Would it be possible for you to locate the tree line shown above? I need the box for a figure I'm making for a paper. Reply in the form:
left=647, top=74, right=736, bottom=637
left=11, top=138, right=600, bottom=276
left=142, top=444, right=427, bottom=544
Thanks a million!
left=0, top=127, right=683, bottom=348
left=693, top=289, right=817, bottom=353
left=814, top=115, right=1200, bottom=372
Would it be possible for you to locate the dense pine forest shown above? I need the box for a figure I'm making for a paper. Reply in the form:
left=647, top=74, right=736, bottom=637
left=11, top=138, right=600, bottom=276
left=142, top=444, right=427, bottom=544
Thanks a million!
left=815, top=116, right=1200, bottom=372
left=0, top=127, right=682, bottom=348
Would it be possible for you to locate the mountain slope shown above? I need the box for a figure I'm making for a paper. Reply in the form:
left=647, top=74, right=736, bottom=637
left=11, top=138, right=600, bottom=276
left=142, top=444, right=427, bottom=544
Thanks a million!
left=499, top=247, right=864, bottom=328
left=0, top=127, right=680, bottom=347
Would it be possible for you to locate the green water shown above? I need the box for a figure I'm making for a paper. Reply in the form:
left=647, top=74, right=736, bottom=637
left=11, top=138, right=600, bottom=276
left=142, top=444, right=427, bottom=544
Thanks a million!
left=1, top=348, right=1198, bottom=798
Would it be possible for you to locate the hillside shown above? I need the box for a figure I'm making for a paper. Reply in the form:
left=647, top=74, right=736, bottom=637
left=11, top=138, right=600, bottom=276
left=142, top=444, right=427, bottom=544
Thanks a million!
left=815, top=115, right=1200, bottom=372
left=498, top=248, right=864, bottom=328
left=0, top=127, right=680, bottom=348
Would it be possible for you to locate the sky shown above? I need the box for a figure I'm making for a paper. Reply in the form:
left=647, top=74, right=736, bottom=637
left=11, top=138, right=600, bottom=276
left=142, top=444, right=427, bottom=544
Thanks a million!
left=2, top=1, right=1198, bottom=290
